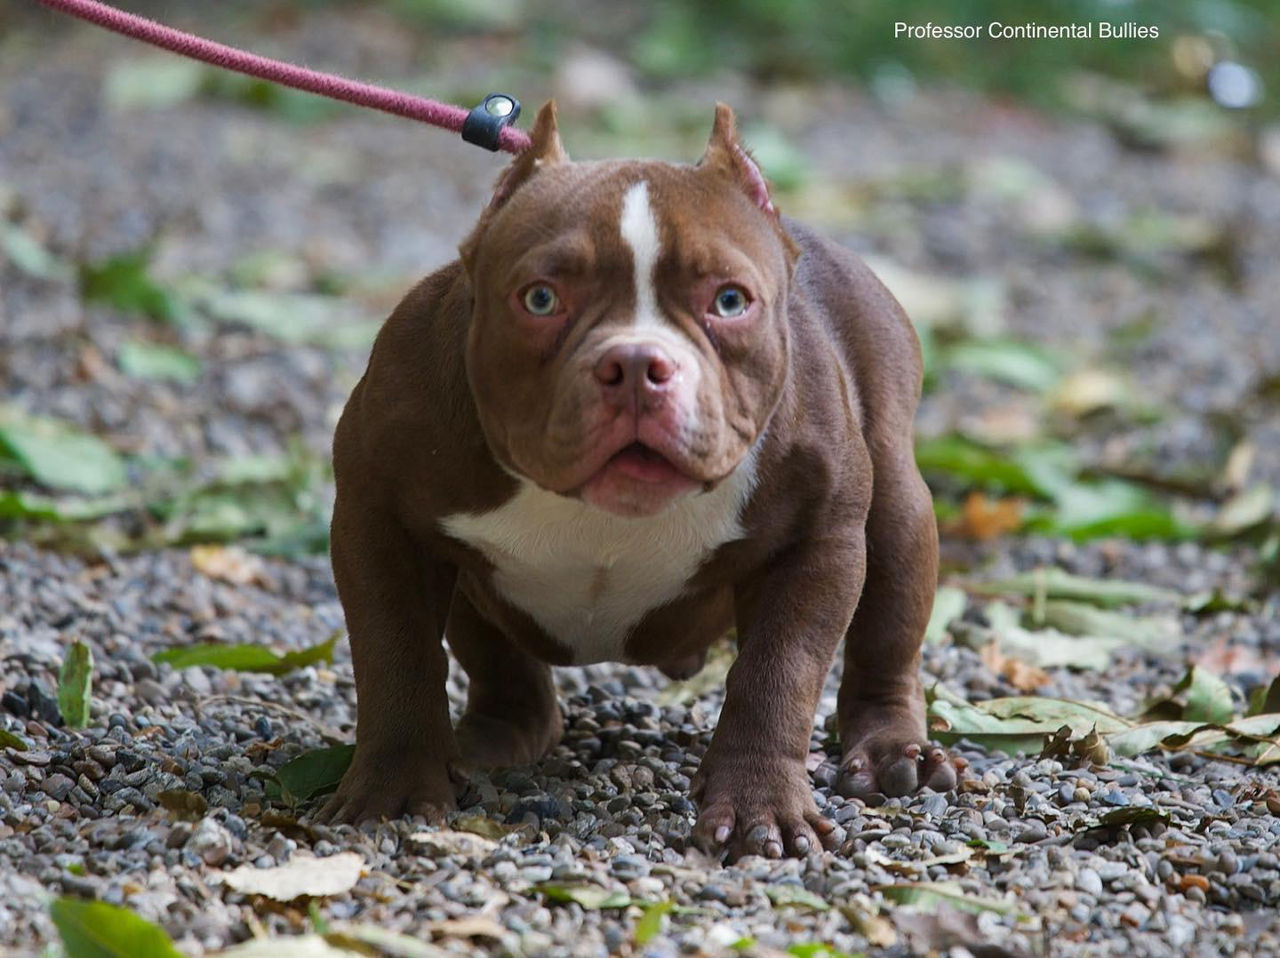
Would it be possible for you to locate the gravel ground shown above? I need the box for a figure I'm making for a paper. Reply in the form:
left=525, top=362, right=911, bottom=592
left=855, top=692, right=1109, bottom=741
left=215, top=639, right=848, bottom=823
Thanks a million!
left=3, top=7, right=1280, bottom=956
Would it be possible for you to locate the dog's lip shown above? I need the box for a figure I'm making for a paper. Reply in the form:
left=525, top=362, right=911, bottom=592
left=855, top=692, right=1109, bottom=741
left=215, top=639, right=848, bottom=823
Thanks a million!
left=600, top=441, right=692, bottom=485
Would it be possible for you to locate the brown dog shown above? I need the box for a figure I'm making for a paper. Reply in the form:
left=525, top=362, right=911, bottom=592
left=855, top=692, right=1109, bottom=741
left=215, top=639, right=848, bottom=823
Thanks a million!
left=317, top=102, right=955, bottom=859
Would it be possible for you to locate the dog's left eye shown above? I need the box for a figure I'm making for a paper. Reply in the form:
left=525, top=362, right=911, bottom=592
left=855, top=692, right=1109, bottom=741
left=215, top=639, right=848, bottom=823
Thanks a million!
left=711, top=285, right=750, bottom=318
left=522, top=284, right=560, bottom=316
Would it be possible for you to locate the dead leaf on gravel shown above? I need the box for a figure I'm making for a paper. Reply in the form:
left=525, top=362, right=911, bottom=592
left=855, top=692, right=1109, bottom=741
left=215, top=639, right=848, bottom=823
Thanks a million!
left=217, top=852, right=364, bottom=900
left=838, top=901, right=897, bottom=947
left=408, top=830, right=498, bottom=859
left=191, top=544, right=270, bottom=586
left=219, top=936, right=369, bottom=956
left=979, top=641, right=1050, bottom=691
left=424, top=916, right=510, bottom=940
left=948, top=492, right=1025, bottom=541
left=450, top=814, right=511, bottom=841
left=324, top=925, right=448, bottom=957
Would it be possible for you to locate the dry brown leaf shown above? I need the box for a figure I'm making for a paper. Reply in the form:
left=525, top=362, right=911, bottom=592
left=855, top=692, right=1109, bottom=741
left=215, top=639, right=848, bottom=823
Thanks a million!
left=948, top=492, right=1024, bottom=541
left=979, top=641, right=1051, bottom=691
left=424, top=917, right=508, bottom=940
left=217, top=852, right=364, bottom=900
left=408, top=830, right=498, bottom=859
left=190, top=544, right=269, bottom=587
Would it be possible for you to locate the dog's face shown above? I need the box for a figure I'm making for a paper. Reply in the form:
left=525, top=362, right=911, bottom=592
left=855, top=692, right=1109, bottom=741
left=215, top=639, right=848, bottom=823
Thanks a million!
left=460, top=103, right=797, bottom=517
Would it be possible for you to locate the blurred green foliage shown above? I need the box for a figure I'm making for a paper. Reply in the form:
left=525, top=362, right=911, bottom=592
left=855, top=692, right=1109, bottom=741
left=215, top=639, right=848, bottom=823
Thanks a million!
left=625, top=0, right=1278, bottom=112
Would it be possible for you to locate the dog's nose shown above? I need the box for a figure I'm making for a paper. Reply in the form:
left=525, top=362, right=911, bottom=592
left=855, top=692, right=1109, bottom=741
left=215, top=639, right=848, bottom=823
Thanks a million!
left=594, top=342, right=676, bottom=399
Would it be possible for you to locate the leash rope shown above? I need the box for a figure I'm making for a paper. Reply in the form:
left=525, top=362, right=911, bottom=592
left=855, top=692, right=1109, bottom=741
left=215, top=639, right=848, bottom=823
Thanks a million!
left=31, top=0, right=531, bottom=153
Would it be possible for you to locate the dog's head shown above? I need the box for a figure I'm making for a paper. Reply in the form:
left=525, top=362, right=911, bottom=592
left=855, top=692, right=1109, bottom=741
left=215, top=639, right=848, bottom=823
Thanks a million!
left=460, top=102, right=797, bottom=517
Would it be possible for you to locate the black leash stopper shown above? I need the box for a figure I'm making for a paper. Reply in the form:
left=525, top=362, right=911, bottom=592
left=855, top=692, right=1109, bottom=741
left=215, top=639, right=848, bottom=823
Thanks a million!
left=462, top=93, right=522, bottom=151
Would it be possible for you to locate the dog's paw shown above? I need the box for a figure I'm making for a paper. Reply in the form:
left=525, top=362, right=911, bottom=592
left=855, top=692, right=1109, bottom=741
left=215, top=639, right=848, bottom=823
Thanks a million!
left=314, top=751, right=460, bottom=825
left=690, top=758, right=840, bottom=861
left=456, top=706, right=562, bottom=769
left=837, top=737, right=957, bottom=802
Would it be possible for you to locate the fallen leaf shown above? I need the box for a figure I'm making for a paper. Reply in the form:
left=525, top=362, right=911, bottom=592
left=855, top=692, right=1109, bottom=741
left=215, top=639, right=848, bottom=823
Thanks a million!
left=765, top=884, right=830, bottom=911
left=979, top=641, right=1050, bottom=691
left=152, top=632, right=338, bottom=677
left=190, top=544, right=269, bottom=587
left=1141, top=667, right=1237, bottom=725
left=0, top=410, right=128, bottom=495
left=973, top=567, right=1179, bottom=608
left=876, top=880, right=1017, bottom=916
left=535, top=883, right=631, bottom=909
left=1048, top=368, right=1135, bottom=418
left=424, top=916, right=509, bottom=940
left=51, top=897, right=183, bottom=958
left=219, top=936, right=359, bottom=957
left=273, top=744, right=355, bottom=803
left=949, top=492, right=1024, bottom=541
left=407, top=830, right=498, bottom=859
left=837, top=902, right=897, bottom=947
left=57, top=640, right=94, bottom=729
left=940, top=339, right=1061, bottom=392
left=450, top=814, right=511, bottom=841
left=1178, top=874, right=1210, bottom=893
left=323, top=925, right=449, bottom=957
left=217, top=852, right=364, bottom=900
left=117, top=341, right=202, bottom=384
left=633, top=900, right=674, bottom=946
left=924, top=586, right=967, bottom=644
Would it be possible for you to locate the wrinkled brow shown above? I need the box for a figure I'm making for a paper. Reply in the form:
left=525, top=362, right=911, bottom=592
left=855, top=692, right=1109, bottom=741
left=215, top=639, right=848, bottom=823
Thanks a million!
left=504, top=233, right=596, bottom=286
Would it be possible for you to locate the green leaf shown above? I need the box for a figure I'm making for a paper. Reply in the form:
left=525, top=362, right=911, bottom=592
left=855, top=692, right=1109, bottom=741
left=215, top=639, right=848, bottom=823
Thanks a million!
left=0, top=728, right=29, bottom=751
left=197, top=288, right=377, bottom=348
left=876, top=881, right=1017, bottom=916
left=0, top=414, right=127, bottom=495
left=104, top=57, right=206, bottom=110
left=275, top=744, right=356, bottom=803
left=915, top=436, right=1041, bottom=496
left=924, top=586, right=967, bottom=644
left=50, top=897, right=183, bottom=958
left=80, top=248, right=189, bottom=325
left=0, top=490, right=130, bottom=522
left=928, top=685, right=1130, bottom=754
left=57, top=641, right=94, bottom=729
left=536, top=883, right=632, bottom=909
left=151, top=632, right=338, bottom=677
left=117, top=341, right=201, bottom=384
left=633, top=900, right=673, bottom=946
left=1142, top=667, right=1236, bottom=725
left=787, top=944, right=860, bottom=958
left=940, top=339, right=1061, bottom=392
left=0, top=221, right=73, bottom=281
left=764, top=884, right=830, bottom=912
left=974, top=567, right=1179, bottom=608
left=1248, top=676, right=1280, bottom=717
left=1036, top=601, right=1179, bottom=646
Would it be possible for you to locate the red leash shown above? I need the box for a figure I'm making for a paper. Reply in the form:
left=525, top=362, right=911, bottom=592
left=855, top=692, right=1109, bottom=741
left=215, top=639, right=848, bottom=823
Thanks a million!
left=32, top=0, right=532, bottom=154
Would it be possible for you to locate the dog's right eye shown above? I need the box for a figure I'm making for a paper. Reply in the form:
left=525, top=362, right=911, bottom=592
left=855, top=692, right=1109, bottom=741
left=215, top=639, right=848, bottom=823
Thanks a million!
left=522, top=284, right=560, bottom=316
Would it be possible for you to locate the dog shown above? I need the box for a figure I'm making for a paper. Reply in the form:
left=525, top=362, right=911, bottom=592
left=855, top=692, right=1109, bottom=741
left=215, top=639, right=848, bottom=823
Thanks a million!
left=317, top=102, right=955, bottom=860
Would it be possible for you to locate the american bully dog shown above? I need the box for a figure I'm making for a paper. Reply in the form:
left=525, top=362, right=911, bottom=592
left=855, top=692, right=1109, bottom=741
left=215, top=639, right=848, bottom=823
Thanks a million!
left=318, top=102, right=956, bottom=860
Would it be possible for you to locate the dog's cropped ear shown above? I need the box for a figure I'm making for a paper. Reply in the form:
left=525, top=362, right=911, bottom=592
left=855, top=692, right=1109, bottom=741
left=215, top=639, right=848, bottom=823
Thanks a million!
left=488, top=101, right=568, bottom=209
left=698, top=103, right=776, bottom=216
left=461, top=101, right=567, bottom=274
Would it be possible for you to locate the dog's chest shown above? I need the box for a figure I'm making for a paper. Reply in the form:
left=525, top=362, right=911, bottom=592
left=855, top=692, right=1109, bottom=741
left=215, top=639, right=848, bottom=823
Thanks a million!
left=441, top=463, right=756, bottom=664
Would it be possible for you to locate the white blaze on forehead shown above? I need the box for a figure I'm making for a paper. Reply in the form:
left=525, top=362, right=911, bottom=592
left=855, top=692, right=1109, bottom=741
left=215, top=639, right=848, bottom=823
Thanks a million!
left=619, top=180, right=662, bottom=329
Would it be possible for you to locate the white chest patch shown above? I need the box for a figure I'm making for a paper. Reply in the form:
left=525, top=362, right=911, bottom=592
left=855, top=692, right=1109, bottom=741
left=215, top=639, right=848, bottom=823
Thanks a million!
left=440, top=454, right=757, bottom=664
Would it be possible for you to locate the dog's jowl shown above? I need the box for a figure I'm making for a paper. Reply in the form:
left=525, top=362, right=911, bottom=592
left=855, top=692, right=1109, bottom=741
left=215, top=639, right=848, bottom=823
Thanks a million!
left=318, top=101, right=956, bottom=860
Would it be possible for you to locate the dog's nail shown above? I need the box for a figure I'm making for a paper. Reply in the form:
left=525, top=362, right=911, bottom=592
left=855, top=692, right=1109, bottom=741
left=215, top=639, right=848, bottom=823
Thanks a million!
left=764, top=840, right=783, bottom=859
left=714, top=825, right=731, bottom=844
left=793, top=835, right=810, bottom=854
left=904, top=743, right=922, bottom=760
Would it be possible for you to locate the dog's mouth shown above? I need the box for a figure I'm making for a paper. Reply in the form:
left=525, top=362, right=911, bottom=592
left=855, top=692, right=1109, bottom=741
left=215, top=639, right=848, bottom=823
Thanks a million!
left=573, top=439, right=702, bottom=516
left=603, top=441, right=689, bottom=484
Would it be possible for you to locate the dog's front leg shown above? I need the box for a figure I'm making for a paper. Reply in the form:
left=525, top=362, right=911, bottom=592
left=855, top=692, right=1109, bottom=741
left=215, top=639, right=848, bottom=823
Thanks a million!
left=692, top=532, right=865, bottom=860
left=317, top=493, right=461, bottom=824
